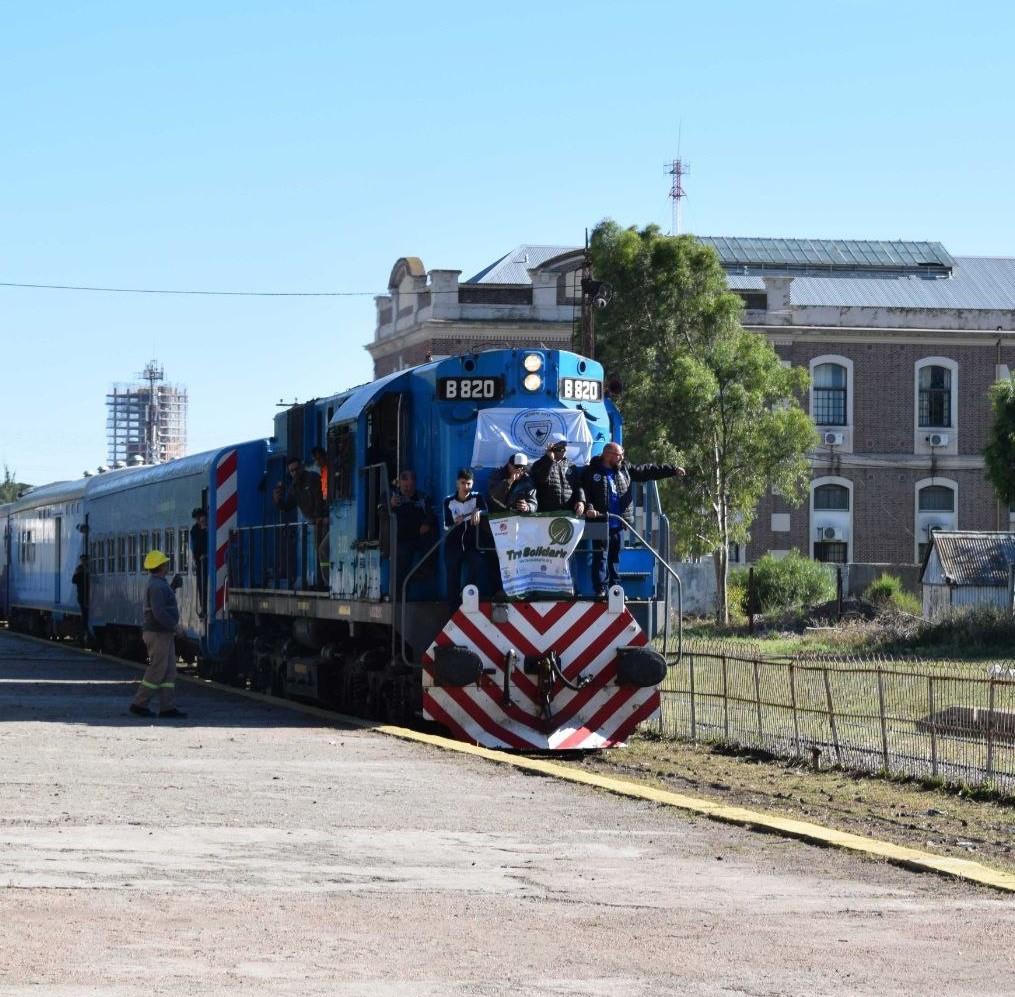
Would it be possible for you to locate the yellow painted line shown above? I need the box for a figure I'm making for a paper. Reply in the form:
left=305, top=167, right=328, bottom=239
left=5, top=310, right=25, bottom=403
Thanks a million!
left=19, top=633, right=1015, bottom=893
left=370, top=723, right=1015, bottom=895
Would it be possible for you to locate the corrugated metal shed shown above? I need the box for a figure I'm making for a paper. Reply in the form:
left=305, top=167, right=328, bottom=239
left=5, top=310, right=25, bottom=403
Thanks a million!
left=921, top=531, right=1015, bottom=619
left=922, top=531, right=1015, bottom=587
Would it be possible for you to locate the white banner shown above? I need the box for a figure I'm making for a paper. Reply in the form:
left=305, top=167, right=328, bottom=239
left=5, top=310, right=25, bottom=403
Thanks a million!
left=489, top=513, right=585, bottom=598
left=472, top=408, right=594, bottom=469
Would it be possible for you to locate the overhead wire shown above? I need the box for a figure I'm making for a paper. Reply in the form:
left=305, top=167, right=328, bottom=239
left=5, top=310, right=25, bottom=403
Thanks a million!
left=0, top=280, right=381, bottom=296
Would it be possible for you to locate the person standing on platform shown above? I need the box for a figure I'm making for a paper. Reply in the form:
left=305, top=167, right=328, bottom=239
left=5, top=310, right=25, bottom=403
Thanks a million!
left=130, top=550, right=187, bottom=719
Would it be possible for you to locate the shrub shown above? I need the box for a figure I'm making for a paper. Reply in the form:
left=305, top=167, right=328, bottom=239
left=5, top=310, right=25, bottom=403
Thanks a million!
left=922, top=606, right=1015, bottom=652
left=863, top=573, right=922, bottom=615
left=735, top=551, right=836, bottom=617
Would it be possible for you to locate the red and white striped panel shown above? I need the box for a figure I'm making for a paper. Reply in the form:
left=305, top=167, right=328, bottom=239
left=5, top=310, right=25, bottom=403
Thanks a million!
left=422, top=600, right=660, bottom=750
left=213, top=449, right=239, bottom=618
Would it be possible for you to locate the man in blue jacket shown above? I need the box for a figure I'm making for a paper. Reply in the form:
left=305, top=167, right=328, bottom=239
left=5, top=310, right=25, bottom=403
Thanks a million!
left=581, top=442, right=684, bottom=597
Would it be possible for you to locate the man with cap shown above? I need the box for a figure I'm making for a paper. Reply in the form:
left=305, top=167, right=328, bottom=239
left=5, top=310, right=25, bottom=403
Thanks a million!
left=581, top=441, right=685, bottom=597
left=530, top=433, right=585, bottom=516
left=486, top=452, right=538, bottom=513
left=130, top=550, right=186, bottom=719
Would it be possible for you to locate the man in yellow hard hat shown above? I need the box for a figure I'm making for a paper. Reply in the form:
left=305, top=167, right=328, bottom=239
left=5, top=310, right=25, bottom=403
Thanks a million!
left=130, top=550, right=187, bottom=719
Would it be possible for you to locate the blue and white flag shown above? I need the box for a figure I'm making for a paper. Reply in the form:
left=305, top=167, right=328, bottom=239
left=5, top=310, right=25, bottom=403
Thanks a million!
left=472, top=408, right=594, bottom=469
left=489, top=513, right=585, bottom=598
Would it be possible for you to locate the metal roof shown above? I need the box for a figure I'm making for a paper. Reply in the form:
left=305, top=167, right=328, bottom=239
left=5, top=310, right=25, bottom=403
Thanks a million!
left=697, top=236, right=954, bottom=275
left=924, top=531, right=1015, bottom=587
left=467, top=246, right=576, bottom=284
left=729, top=257, right=1015, bottom=311
left=466, top=242, right=1015, bottom=312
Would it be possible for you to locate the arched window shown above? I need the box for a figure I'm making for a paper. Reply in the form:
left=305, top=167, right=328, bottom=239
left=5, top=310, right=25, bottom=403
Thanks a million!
left=812, top=362, right=847, bottom=426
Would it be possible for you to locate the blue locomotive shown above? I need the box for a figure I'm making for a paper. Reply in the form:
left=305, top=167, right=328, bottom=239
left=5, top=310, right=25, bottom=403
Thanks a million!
left=1, top=348, right=677, bottom=748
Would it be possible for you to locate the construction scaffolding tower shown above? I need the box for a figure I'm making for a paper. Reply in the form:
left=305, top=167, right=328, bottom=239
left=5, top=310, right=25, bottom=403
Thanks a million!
left=106, top=361, right=188, bottom=467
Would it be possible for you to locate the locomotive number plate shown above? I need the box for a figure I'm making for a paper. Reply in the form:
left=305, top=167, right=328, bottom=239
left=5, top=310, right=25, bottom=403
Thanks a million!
left=436, top=376, right=504, bottom=401
left=559, top=377, right=602, bottom=402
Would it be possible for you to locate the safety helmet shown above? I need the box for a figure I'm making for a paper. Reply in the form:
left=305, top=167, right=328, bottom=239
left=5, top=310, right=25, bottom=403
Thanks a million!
left=143, top=549, right=170, bottom=571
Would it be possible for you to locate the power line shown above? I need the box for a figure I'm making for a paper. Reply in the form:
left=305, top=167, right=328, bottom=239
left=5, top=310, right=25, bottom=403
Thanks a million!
left=0, top=280, right=379, bottom=297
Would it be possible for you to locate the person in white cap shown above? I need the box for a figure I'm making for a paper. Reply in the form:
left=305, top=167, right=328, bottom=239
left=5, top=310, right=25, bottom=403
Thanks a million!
left=486, top=452, right=538, bottom=513
left=129, top=549, right=186, bottom=719
left=531, top=433, right=586, bottom=516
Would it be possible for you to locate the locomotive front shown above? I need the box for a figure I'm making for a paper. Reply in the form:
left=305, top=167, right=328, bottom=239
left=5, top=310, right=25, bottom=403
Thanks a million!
left=420, top=349, right=668, bottom=749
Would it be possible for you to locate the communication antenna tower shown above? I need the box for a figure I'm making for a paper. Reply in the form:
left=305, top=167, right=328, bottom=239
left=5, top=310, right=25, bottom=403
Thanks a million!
left=666, top=158, right=689, bottom=235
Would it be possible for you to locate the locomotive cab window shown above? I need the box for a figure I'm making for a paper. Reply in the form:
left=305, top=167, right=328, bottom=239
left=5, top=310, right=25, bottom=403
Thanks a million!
left=329, top=423, right=356, bottom=501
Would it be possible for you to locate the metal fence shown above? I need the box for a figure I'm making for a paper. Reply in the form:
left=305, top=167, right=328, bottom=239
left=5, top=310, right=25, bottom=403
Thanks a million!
left=658, top=642, right=1015, bottom=795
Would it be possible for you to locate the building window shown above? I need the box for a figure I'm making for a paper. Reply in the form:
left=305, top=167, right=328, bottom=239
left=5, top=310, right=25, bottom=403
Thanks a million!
left=919, top=485, right=955, bottom=513
left=918, top=365, right=952, bottom=427
left=811, top=360, right=848, bottom=426
left=917, top=481, right=956, bottom=562
left=814, top=541, right=848, bottom=563
left=814, top=483, right=849, bottom=510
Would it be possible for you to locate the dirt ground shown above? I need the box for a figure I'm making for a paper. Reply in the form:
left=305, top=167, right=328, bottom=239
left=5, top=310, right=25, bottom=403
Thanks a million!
left=566, top=733, right=1015, bottom=875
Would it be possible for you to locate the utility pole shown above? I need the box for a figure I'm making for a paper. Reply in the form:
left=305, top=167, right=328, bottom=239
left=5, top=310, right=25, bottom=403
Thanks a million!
left=578, top=233, right=613, bottom=360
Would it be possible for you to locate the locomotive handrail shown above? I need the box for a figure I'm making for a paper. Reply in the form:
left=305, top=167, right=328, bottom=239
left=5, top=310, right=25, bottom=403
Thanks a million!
left=396, top=530, right=447, bottom=670
left=602, top=512, right=683, bottom=665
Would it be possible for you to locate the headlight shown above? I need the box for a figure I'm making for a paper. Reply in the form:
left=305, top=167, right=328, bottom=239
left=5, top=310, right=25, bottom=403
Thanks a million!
left=522, top=353, right=543, bottom=373
left=523, top=373, right=542, bottom=391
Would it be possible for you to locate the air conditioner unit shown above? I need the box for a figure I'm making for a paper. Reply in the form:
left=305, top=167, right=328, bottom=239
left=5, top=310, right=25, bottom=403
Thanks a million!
left=927, top=432, right=949, bottom=447
left=821, top=526, right=845, bottom=541
left=822, top=431, right=844, bottom=446
left=924, top=523, right=946, bottom=538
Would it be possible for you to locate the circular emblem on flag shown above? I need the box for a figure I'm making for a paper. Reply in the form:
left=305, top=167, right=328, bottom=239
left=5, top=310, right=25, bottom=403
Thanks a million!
left=547, top=517, right=574, bottom=545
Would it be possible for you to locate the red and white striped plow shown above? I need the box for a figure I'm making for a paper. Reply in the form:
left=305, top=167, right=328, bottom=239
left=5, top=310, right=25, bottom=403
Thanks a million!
left=421, top=594, right=661, bottom=750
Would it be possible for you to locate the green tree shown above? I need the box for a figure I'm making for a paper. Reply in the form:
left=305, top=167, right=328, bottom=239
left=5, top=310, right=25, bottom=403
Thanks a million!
left=0, top=464, right=26, bottom=502
left=984, top=378, right=1015, bottom=505
left=590, top=221, right=817, bottom=623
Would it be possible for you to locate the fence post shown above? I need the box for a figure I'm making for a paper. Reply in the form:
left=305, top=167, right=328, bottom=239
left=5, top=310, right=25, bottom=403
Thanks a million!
left=876, top=667, right=890, bottom=774
left=753, top=657, right=764, bottom=748
left=789, top=662, right=800, bottom=759
left=721, top=654, right=729, bottom=741
left=986, top=677, right=996, bottom=781
left=688, top=650, right=697, bottom=741
left=822, top=666, right=841, bottom=764
left=928, top=675, right=938, bottom=778
left=748, top=567, right=756, bottom=636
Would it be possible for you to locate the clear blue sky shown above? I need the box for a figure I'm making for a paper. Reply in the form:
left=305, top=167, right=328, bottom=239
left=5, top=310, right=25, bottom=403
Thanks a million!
left=3, top=1, right=1013, bottom=486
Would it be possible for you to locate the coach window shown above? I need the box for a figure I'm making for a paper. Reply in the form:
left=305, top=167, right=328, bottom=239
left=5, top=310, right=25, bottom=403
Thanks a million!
left=128, top=533, right=138, bottom=573
left=106, top=538, right=115, bottom=574
left=140, top=531, right=150, bottom=561
left=117, top=536, right=127, bottom=573
left=810, top=357, right=852, bottom=428
left=90, top=539, right=102, bottom=574
left=178, top=528, right=190, bottom=573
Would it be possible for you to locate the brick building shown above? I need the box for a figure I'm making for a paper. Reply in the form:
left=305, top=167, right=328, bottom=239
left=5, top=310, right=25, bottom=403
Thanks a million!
left=368, top=239, right=1015, bottom=566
